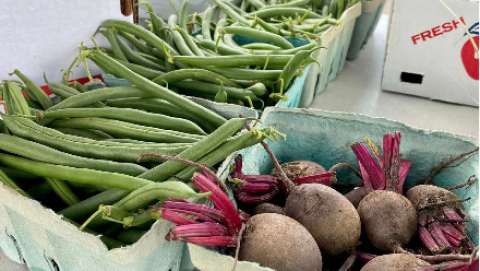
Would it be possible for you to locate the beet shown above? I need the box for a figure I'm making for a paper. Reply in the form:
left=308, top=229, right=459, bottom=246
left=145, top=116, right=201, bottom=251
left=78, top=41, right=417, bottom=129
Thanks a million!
left=360, top=254, right=430, bottom=271
left=239, top=213, right=322, bottom=271
left=253, top=203, right=285, bottom=215
left=345, top=186, right=369, bottom=207
left=273, top=160, right=326, bottom=180
left=358, top=190, right=417, bottom=252
left=406, top=185, right=472, bottom=254
left=285, top=183, right=361, bottom=255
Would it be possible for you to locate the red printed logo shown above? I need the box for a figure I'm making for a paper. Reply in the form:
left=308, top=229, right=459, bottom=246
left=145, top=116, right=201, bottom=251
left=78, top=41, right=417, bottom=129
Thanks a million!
left=461, top=23, right=479, bottom=80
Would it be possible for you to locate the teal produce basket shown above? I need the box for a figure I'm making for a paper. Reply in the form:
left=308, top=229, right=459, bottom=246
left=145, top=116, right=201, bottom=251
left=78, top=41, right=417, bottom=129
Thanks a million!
left=182, top=107, right=478, bottom=271
left=347, top=0, right=386, bottom=60
left=301, top=2, right=362, bottom=107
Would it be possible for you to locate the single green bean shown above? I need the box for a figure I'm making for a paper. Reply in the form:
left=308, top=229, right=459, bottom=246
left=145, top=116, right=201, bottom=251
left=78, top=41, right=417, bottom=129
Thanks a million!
left=276, top=48, right=318, bottom=93
left=48, top=83, right=80, bottom=99
left=3, top=81, right=31, bottom=116
left=178, top=0, right=189, bottom=30
left=48, top=86, right=147, bottom=110
left=242, top=43, right=282, bottom=50
left=168, top=14, right=195, bottom=56
left=152, top=68, right=240, bottom=87
left=100, top=28, right=128, bottom=62
left=59, top=189, right=128, bottom=220
left=176, top=27, right=205, bottom=56
left=171, top=81, right=258, bottom=101
left=45, top=178, right=80, bottom=205
left=143, top=1, right=168, bottom=39
left=249, top=7, right=322, bottom=19
left=54, top=128, right=113, bottom=140
left=267, top=0, right=312, bottom=7
left=0, top=168, right=28, bottom=196
left=139, top=118, right=246, bottom=181
left=209, top=67, right=282, bottom=80
left=195, top=37, right=244, bottom=55
left=42, top=107, right=206, bottom=134
left=49, top=117, right=204, bottom=143
left=110, top=59, right=165, bottom=79
left=246, top=0, right=266, bottom=9
left=224, top=26, right=294, bottom=49
left=0, top=134, right=147, bottom=176
left=117, top=31, right=154, bottom=55
left=211, top=0, right=250, bottom=25
left=174, top=55, right=292, bottom=68
left=86, top=49, right=227, bottom=128
left=116, top=34, right=166, bottom=70
left=0, top=153, right=154, bottom=190
left=202, top=6, right=215, bottom=41
left=11, top=69, right=52, bottom=109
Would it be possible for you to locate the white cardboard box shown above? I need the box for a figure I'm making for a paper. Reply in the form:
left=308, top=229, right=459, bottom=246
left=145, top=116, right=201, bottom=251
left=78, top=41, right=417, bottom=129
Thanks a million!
left=0, top=0, right=131, bottom=84
left=382, top=0, right=479, bottom=106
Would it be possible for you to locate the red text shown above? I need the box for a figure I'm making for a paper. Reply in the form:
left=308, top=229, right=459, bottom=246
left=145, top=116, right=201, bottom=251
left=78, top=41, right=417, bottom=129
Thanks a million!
left=411, top=17, right=465, bottom=45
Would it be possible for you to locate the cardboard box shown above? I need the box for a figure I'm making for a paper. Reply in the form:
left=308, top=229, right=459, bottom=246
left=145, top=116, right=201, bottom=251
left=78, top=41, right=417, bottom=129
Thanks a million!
left=0, top=0, right=131, bottom=85
left=382, top=0, right=479, bottom=106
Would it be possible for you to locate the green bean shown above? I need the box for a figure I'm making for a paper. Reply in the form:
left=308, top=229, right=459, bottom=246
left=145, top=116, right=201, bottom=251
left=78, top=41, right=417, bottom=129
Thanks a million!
left=268, top=0, right=312, bottom=7
left=86, top=49, right=227, bottom=128
left=171, top=81, right=258, bottom=101
left=105, top=98, right=195, bottom=120
left=211, top=0, right=250, bottom=25
left=137, top=52, right=162, bottom=63
left=246, top=0, right=266, bottom=9
left=178, top=0, right=189, bottom=30
left=224, top=0, right=247, bottom=16
left=252, top=16, right=283, bottom=35
left=111, top=59, right=165, bottom=79
left=242, top=43, right=282, bottom=50
left=276, top=48, right=317, bottom=93
left=116, top=34, right=166, bottom=70
left=54, top=128, right=113, bottom=140
left=45, top=178, right=79, bottom=205
left=209, top=67, right=282, bottom=80
left=42, top=107, right=206, bottom=134
left=0, top=166, right=37, bottom=181
left=117, top=31, right=154, bottom=55
left=143, top=1, right=168, bottom=39
left=48, top=83, right=80, bottom=99
left=115, top=181, right=198, bottom=211
left=171, top=130, right=265, bottom=181
left=168, top=14, right=195, bottom=56
left=249, top=7, right=322, bottom=19
left=0, top=134, right=147, bottom=176
left=247, top=82, right=268, bottom=96
left=202, top=6, right=215, bottom=40
left=174, top=55, right=291, bottom=68
left=252, top=41, right=317, bottom=55
left=11, top=69, right=52, bottom=109
left=116, top=229, right=146, bottom=244
left=49, top=117, right=204, bottom=143
left=152, top=68, right=240, bottom=87
left=224, top=26, right=294, bottom=49
left=100, top=28, right=128, bottom=62
left=0, top=168, right=28, bottom=196
left=176, top=27, right=205, bottom=56
left=48, top=86, right=147, bottom=110
left=59, top=189, right=128, bottom=220
left=103, top=138, right=155, bottom=144
left=139, top=118, right=246, bottom=182
left=0, top=153, right=154, bottom=190
left=336, top=0, right=345, bottom=18
left=3, top=81, right=31, bottom=116
left=100, top=19, right=178, bottom=60
left=4, top=116, right=190, bottom=162
left=195, top=37, right=244, bottom=55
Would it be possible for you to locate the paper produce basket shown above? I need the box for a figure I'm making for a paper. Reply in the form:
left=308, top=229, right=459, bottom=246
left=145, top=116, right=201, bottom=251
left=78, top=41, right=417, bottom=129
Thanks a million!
left=0, top=104, right=257, bottom=271
left=300, top=2, right=362, bottom=107
left=347, top=0, right=385, bottom=60
left=181, top=107, right=478, bottom=271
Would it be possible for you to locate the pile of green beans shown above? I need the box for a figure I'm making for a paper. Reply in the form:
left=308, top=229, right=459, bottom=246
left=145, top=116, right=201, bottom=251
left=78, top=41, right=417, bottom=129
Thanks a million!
left=91, top=0, right=357, bottom=109
left=0, top=70, right=271, bottom=248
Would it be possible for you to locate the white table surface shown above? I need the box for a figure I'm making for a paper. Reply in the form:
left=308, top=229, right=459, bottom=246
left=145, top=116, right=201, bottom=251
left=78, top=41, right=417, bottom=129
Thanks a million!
left=311, top=0, right=478, bottom=141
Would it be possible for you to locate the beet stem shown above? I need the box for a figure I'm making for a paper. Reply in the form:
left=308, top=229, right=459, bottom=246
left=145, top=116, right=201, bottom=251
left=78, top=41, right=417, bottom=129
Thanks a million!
left=419, top=226, right=443, bottom=253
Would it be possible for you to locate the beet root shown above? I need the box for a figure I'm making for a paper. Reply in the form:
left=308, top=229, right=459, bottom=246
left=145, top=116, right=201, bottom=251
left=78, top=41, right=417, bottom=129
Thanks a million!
left=360, top=254, right=430, bottom=271
left=253, top=203, right=285, bottom=215
left=357, top=190, right=417, bottom=252
left=345, top=186, right=369, bottom=207
left=285, top=183, right=361, bottom=255
left=273, top=160, right=326, bottom=180
left=406, top=185, right=471, bottom=254
left=239, top=213, right=322, bottom=271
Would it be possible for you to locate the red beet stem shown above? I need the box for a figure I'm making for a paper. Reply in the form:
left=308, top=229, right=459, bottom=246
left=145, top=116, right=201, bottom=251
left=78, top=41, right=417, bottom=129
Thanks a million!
left=351, top=143, right=385, bottom=190
left=182, top=236, right=237, bottom=247
left=233, top=155, right=244, bottom=179
left=441, top=224, right=466, bottom=243
left=420, top=260, right=473, bottom=271
left=240, top=182, right=277, bottom=193
left=162, top=200, right=225, bottom=223
left=383, top=132, right=401, bottom=192
left=419, top=226, right=442, bottom=253
left=170, top=222, right=228, bottom=239
left=242, top=175, right=278, bottom=183
left=192, top=172, right=242, bottom=233
left=236, top=186, right=279, bottom=204
left=443, top=207, right=465, bottom=222
left=355, top=251, right=377, bottom=263
left=162, top=208, right=218, bottom=223
left=160, top=209, right=196, bottom=225
left=431, top=222, right=453, bottom=250
left=293, top=172, right=336, bottom=186
left=397, top=160, right=411, bottom=194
